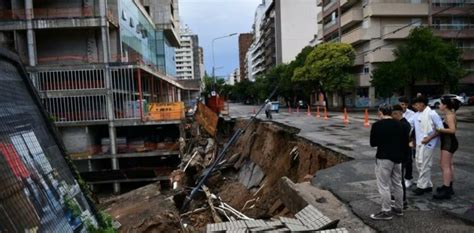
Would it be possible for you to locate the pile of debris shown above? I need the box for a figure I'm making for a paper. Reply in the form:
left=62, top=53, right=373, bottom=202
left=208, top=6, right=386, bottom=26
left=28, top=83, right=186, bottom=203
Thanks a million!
left=206, top=205, right=348, bottom=233
left=101, top=113, right=356, bottom=232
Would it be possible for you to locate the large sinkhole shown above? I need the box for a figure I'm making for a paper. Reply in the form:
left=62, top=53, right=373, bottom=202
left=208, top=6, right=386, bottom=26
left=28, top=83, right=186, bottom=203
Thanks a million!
left=103, top=118, right=352, bottom=232
left=212, top=119, right=352, bottom=219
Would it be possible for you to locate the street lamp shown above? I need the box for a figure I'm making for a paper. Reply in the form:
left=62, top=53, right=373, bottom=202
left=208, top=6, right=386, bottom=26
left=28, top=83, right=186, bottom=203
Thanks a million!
left=211, top=33, right=238, bottom=95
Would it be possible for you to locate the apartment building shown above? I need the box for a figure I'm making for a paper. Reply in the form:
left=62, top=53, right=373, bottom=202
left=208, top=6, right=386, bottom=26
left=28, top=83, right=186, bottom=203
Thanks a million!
left=176, top=25, right=204, bottom=80
left=239, top=33, right=253, bottom=81
left=176, top=27, right=194, bottom=79
left=246, top=0, right=319, bottom=79
left=317, top=0, right=474, bottom=107
left=0, top=0, right=198, bottom=194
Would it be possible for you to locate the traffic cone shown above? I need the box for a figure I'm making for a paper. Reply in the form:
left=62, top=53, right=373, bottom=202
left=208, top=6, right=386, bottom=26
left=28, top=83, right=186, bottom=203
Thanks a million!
left=316, top=106, right=320, bottom=118
left=323, top=107, right=328, bottom=120
left=364, top=109, right=370, bottom=128
left=253, top=107, right=256, bottom=114
left=307, top=105, right=311, bottom=117
left=289, top=105, right=292, bottom=114
left=343, top=108, right=349, bottom=125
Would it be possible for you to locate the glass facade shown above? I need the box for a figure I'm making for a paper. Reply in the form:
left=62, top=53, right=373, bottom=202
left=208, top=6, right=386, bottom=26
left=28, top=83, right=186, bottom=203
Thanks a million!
left=118, top=0, right=176, bottom=76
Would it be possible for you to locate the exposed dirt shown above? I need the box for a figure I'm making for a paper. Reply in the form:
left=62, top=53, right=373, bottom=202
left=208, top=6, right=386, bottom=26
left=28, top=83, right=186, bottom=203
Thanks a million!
left=101, top=118, right=352, bottom=232
left=101, top=184, right=182, bottom=233
left=215, top=119, right=351, bottom=219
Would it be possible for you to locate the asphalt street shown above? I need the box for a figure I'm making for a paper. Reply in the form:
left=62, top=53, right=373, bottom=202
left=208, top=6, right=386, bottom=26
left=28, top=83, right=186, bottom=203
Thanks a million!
left=227, top=103, right=474, bottom=232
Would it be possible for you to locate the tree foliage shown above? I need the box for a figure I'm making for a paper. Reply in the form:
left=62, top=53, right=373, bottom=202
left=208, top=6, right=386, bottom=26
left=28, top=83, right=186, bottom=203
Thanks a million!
left=292, top=42, right=356, bottom=107
left=371, top=27, right=465, bottom=97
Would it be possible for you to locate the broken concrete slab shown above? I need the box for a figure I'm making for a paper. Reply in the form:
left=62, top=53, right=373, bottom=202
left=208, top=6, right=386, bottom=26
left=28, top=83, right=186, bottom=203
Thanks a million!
left=278, top=177, right=375, bottom=232
left=238, top=161, right=265, bottom=189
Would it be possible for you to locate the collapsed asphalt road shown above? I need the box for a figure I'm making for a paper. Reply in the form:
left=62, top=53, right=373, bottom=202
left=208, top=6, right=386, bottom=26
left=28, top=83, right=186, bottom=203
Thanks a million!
left=229, top=103, right=474, bottom=232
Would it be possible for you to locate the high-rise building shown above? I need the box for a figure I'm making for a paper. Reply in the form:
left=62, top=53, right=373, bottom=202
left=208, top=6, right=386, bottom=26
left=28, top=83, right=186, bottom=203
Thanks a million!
left=238, top=33, right=253, bottom=80
left=176, top=25, right=204, bottom=80
left=0, top=0, right=199, bottom=194
left=317, top=0, right=474, bottom=107
left=247, top=0, right=319, bottom=79
left=226, top=68, right=240, bottom=86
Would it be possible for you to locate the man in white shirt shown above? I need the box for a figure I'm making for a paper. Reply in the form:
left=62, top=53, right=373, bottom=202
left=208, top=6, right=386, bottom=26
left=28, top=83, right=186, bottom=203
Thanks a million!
left=409, top=96, right=444, bottom=195
left=398, top=97, right=415, bottom=187
left=399, top=97, right=415, bottom=122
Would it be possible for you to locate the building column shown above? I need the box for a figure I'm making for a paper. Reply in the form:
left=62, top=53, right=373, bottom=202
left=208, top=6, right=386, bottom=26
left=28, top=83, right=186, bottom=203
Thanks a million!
left=99, top=0, right=119, bottom=193
left=25, top=0, right=36, bottom=66
left=369, top=86, right=376, bottom=108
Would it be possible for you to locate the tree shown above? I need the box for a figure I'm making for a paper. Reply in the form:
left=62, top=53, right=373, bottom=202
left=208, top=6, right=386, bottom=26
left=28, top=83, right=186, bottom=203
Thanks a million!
left=371, top=27, right=465, bottom=97
left=292, top=42, right=356, bottom=108
left=202, top=74, right=225, bottom=97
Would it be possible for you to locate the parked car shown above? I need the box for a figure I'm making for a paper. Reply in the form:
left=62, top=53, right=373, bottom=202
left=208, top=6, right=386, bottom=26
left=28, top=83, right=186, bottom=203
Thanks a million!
left=428, top=94, right=465, bottom=108
left=468, top=96, right=474, bottom=106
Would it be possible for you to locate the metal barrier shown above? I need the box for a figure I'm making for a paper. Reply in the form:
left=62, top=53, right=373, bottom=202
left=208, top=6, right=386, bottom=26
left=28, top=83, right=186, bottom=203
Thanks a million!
left=0, top=48, right=97, bottom=232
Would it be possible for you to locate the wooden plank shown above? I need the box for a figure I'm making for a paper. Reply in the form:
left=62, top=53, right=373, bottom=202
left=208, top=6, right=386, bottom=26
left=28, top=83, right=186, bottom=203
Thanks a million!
left=202, top=185, right=222, bottom=223
left=195, top=102, right=218, bottom=136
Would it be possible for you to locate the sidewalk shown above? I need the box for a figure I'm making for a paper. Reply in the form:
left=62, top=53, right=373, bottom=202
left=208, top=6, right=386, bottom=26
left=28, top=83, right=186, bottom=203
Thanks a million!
left=228, top=103, right=474, bottom=232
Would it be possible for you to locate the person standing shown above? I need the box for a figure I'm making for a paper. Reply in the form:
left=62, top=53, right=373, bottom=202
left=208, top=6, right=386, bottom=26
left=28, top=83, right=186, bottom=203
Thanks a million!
left=370, top=104, right=404, bottom=220
left=264, top=99, right=272, bottom=119
left=433, top=96, right=460, bottom=199
left=409, top=96, right=444, bottom=196
left=392, top=104, right=412, bottom=208
left=398, top=97, right=415, bottom=188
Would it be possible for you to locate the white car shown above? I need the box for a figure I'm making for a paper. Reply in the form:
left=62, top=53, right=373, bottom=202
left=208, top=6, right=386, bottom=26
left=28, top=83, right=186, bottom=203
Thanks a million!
left=428, top=94, right=465, bottom=108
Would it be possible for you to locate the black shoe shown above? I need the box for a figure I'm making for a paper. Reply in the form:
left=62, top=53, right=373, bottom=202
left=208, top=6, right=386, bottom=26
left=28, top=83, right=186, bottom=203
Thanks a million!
left=413, top=187, right=432, bottom=196
left=436, top=186, right=454, bottom=195
left=403, top=201, right=408, bottom=210
left=370, top=211, right=393, bottom=220
left=433, top=186, right=452, bottom=200
left=391, top=207, right=403, bottom=216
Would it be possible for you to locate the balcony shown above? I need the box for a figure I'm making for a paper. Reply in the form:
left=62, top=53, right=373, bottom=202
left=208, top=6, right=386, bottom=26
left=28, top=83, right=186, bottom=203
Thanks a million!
left=323, top=20, right=339, bottom=36
left=323, top=0, right=339, bottom=17
left=317, top=11, right=323, bottom=23
left=356, top=73, right=371, bottom=87
left=341, top=27, right=369, bottom=45
left=432, top=24, right=474, bottom=38
left=432, top=6, right=472, bottom=16
left=462, top=48, right=474, bottom=61
left=383, top=25, right=418, bottom=39
left=364, top=48, right=395, bottom=63
left=364, top=1, right=428, bottom=17
left=354, top=54, right=364, bottom=66
left=340, top=7, right=363, bottom=29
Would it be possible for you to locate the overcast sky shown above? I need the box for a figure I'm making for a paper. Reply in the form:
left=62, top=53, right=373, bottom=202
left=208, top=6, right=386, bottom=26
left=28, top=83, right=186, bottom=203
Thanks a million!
left=179, top=0, right=261, bottom=79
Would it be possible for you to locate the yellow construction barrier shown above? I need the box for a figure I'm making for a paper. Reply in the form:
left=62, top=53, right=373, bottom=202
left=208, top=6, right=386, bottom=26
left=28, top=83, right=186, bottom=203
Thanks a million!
left=147, top=102, right=184, bottom=121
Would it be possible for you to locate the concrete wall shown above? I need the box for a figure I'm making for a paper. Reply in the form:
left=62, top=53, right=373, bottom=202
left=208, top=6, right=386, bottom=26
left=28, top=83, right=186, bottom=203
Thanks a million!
left=60, top=126, right=97, bottom=154
left=276, top=0, right=317, bottom=64
left=36, top=28, right=100, bottom=64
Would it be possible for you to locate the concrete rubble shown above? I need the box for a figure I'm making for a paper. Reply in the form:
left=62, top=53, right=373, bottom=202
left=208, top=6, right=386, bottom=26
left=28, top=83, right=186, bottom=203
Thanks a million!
left=103, top=118, right=376, bottom=232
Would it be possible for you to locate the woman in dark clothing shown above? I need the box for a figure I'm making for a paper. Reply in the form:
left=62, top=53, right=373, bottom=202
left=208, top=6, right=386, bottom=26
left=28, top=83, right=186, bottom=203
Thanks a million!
left=433, top=96, right=460, bottom=199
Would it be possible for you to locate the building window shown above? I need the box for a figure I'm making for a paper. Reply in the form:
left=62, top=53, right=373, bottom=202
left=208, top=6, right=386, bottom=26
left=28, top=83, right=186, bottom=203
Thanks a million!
left=129, top=17, right=134, bottom=28
left=363, top=66, right=370, bottom=74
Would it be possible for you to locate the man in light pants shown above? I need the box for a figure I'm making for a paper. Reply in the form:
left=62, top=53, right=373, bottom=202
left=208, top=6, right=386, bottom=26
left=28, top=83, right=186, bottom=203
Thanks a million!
left=409, top=96, right=444, bottom=195
left=370, top=104, right=404, bottom=220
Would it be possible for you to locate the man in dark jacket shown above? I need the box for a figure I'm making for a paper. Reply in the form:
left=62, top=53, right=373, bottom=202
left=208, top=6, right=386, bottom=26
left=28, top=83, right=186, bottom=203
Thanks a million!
left=392, top=104, right=412, bottom=209
left=370, top=104, right=404, bottom=220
